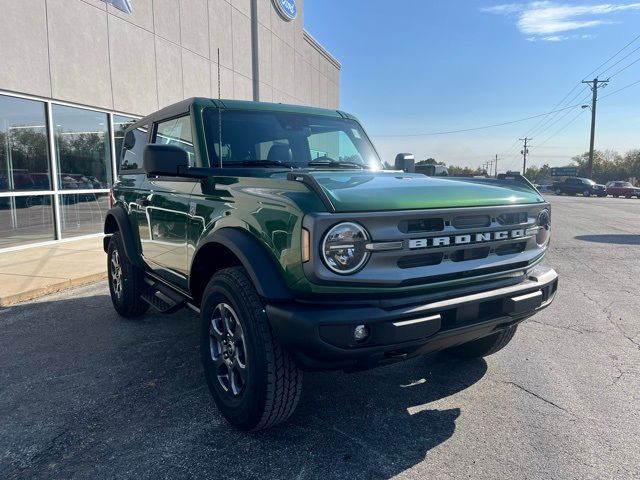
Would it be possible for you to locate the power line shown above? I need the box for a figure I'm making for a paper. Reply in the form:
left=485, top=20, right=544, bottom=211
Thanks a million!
left=504, top=32, right=640, bottom=164
left=607, top=55, right=640, bottom=79
left=585, top=32, right=640, bottom=77
left=599, top=43, right=640, bottom=77
left=532, top=109, right=588, bottom=151
left=600, top=78, right=640, bottom=98
left=372, top=101, right=589, bottom=137
left=526, top=87, right=589, bottom=138
left=530, top=93, right=591, bottom=139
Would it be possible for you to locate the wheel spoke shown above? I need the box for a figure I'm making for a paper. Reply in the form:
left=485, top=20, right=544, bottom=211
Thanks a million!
left=211, top=302, right=248, bottom=397
left=223, top=306, right=236, bottom=336
left=230, top=362, right=246, bottom=396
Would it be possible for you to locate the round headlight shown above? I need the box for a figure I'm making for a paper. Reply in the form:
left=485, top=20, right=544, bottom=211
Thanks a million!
left=536, top=209, right=551, bottom=246
left=321, top=222, right=370, bottom=274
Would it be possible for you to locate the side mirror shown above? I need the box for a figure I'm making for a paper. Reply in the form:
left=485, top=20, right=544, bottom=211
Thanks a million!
left=143, top=144, right=190, bottom=177
left=394, top=153, right=415, bottom=173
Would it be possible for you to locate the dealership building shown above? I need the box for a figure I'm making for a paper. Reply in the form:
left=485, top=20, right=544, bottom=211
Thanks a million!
left=0, top=0, right=340, bottom=250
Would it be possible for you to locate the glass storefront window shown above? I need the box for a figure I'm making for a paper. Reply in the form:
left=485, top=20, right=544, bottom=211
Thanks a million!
left=0, top=95, right=51, bottom=192
left=113, top=114, right=137, bottom=164
left=59, top=192, right=110, bottom=239
left=52, top=105, right=112, bottom=190
left=0, top=195, right=55, bottom=248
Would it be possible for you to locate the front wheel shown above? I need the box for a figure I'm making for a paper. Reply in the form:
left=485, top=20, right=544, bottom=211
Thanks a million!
left=447, top=325, right=518, bottom=358
left=583, top=190, right=591, bottom=197
left=200, top=267, right=302, bottom=431
left=107, top=231, right=149, bottom=317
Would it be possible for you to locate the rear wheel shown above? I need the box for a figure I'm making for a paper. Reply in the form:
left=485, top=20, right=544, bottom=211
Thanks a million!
left=107, top=231, right=149, bottom=317
left=447, top=325, right=518, bottom=359
left=554, top=189, right=562, bottom=195
left=200, top=267, right=302, bottom=431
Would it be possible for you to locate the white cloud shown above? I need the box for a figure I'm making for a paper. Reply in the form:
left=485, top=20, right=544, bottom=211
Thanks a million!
left=482, top=1, right=640, bottom=40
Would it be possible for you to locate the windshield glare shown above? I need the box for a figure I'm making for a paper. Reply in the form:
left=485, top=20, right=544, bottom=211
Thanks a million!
left=203, top=109, right=381, bottom=169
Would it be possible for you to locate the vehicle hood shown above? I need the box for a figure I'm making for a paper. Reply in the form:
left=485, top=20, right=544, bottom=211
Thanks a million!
left=303, top=171, right=544, bottom=212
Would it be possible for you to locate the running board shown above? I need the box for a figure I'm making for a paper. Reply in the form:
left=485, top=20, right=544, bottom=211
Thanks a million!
left=141, top=282, right=187, bottom=314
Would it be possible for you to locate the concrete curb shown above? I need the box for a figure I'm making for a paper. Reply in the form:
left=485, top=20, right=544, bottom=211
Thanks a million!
left=0, top=272, right=108, bottom=307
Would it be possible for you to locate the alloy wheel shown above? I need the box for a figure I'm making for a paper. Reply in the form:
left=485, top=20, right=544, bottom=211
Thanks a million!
left=209, top=303, right=247, bottom=397
left=110, top=249, right=123, bottom=300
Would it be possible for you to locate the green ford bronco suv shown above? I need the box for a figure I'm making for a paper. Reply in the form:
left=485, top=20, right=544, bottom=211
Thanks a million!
left=104, top=98, right=558, bottom=430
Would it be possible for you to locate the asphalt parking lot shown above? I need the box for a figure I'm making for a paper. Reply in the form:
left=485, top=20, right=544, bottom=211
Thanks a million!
left=1, top=194, right=639, bottom=479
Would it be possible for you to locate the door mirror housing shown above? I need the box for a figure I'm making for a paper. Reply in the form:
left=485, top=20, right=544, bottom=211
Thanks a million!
left=394, top=153, right=415, bottom=173
left=143, top=144, right=190, bottom=177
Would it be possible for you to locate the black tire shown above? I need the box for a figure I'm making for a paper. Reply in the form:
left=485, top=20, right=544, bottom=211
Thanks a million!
left=583, top=190, right=591, bottom=197
left=447, top=325, right=518, bottom=359
left=107, top=231, right=149, bottom=318
left=554, top=189, right=562, bottom=195
left=200, top=267, right=302, bottom=431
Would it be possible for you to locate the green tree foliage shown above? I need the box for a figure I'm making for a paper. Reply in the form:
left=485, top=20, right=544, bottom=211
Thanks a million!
left=416, top=158, right=445, bottom=166
left=570, top=149, right=639, bottom=184
left=524, top=164, right=552, bottom=184
left=447, top=165, right=484, bottom=176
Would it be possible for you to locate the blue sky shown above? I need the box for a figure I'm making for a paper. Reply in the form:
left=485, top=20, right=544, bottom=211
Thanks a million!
left=304, top=1, right=640, bottom=172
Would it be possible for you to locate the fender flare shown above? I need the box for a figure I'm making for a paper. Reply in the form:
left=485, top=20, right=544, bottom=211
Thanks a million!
left=103, top=205, right=146, bottom=269
left=191, top=228, right=292, bottom=301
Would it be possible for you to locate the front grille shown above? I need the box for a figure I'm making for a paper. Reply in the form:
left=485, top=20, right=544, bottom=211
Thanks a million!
left=451, top=215, right=491, bottom=229
left=495, top=242, right=527, bottom=256
left=398, top=262, right=530, bottom=286
left=304, top=203, right=549, bottom=287
left=449, top=246, right=491, bottom=262
left=399, top=218, right=444, bottom=233
left=497, top=212, right=528, bottom=225
left=398, top=252, right=443, bottom=269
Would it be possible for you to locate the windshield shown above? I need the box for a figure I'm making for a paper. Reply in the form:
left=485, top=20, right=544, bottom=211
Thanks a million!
left=582, top=179, right=596, bottom=185
left=203, top=109, right=381, bottom=169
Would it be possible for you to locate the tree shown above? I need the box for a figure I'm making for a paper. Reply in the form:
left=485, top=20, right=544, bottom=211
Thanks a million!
left=416, top=158, right=446, bottom=166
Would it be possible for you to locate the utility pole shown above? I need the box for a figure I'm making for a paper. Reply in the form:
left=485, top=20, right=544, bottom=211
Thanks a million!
left=487, top=160, right=494, bottom=177
left=519, top=137, right=531, bottom=175
left=494, top=154, right=498, bottom=178
left=581, top=77, right=609, bottom=179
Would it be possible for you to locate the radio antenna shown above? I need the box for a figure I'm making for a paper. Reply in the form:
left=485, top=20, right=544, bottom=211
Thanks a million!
left=217, top=48, right=223, bottom=168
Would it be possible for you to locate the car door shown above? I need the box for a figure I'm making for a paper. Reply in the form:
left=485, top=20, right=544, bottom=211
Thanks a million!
left=567, top=178, right=580, bottom=194
left=141, top=115, right=198, bottom=290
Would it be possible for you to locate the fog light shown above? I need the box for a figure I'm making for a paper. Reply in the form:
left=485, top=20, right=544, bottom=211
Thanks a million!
left=354, top=324, right=370, bottom=341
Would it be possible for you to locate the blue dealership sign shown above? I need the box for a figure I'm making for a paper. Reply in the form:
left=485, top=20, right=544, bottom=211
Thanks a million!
left=551, top=167, right=577, bottom=177
left=101, top=0, right=133, bottom=14
left=273, top=0, right=297, bottom=21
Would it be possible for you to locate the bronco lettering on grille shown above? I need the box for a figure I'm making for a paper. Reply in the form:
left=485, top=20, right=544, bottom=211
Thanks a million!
left=408, top=229, right=525, bottom=250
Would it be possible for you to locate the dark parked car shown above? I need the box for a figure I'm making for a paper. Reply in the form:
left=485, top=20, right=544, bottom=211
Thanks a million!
left=553, top=177, right=607, bottom=197
left=606, top=181, right=640, bottom=198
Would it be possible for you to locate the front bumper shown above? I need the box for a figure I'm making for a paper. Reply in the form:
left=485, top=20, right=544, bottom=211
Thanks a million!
left=267, top=266, right=558, bottom=371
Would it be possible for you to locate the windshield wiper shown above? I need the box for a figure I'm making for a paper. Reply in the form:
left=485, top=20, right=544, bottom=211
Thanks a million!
left=222, top=160, right=292, bottom=168
left=308, top=159, right=370, bottom=169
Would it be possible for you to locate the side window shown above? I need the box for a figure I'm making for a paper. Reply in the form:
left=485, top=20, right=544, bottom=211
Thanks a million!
left=120, top=125, right=148, bottom=172
left=154, top=116, right=195, bottom=166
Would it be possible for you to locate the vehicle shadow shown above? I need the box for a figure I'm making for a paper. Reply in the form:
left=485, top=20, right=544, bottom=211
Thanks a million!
left=0, top=291, right=487, bottom=480
left=575, top=234, right=640, bottom=245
